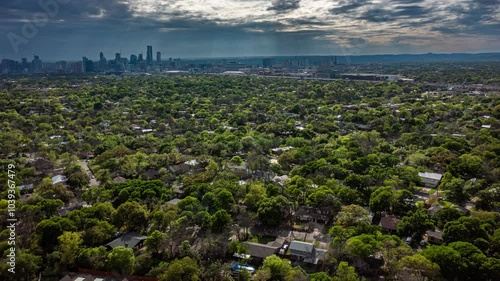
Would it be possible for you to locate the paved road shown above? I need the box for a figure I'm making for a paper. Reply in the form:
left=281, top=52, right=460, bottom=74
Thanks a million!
left=78, top=161, right=100, bottom=187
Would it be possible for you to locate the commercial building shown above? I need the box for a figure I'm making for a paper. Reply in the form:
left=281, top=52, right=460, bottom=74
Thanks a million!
left=156, top=52, right=161, bottom=64
left=146, top=45, right=153, bottom=65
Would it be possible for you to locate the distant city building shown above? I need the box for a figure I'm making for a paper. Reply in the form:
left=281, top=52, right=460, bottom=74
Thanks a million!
left=32, top=55, right=43, bottom=73
left=21, top=57, right=29, bottom=72
left=82, top=57, right=94, bottom=73
left=71, top=61, right=83, bottom=73
left=263, top=58, right=276, bottom=68
left=146, top=45, right=153, bottom=65
left=99, top=52, right=107, bottom=70
left=130, top=54, right=138, bottom=65
left=138, top=53, right=144, bottom=63
left=56, top=61, right=67, bottom=73
left=156, top=52, right=161, bottom=64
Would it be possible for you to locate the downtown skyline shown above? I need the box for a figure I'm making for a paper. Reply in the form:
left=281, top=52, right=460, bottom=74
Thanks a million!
left=1, top=0, right=499, bottom=61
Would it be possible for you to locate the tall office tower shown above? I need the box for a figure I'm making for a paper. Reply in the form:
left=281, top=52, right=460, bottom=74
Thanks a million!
left=115, top=53, right=121, bottom=62
left=98, top=52, right=107, bottom=70
left=130, top=55, right=138, bottom=65
left=32, top=55, right=43, bottom=73
left=146, top=45, right=153, bottom=65
left=83, top=57, right=94, bottom=73
left=138, top=54, right=144, bottom=62
left=156, top=52, right=161, bottom=64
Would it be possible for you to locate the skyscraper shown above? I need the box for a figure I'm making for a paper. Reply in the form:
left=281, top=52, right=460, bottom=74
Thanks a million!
left=156, top=52, right=161, bottom=65
left=146, top=45, right=153, bottom=65
left=130, top=55, right=138, bottom=65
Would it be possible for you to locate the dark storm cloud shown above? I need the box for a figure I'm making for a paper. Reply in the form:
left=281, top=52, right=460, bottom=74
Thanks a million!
left=267, top=0, right=301, bottom=13
left=357, top=5, right=431, bottom=22
left=329, top=0, right=369, bottom=14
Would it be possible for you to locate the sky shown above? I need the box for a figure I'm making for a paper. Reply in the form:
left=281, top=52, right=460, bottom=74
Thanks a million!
left=1, top=0, right=499, bottom=61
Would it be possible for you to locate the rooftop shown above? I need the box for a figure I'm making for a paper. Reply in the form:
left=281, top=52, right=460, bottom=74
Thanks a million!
left=241, top=241, right=280, bottom=259
left=418, top=172, right=443, bottom=181
left=105, top=232, right=147, bottom=250
left=289, top=241, right=315, bottom=254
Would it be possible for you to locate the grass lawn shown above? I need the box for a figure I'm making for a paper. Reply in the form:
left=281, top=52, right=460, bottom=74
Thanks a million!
left=428, top=189, right=437, bottom=195
left=438, top=200, right=452, bottom=207
left=256, top=235, right=277, bottom=244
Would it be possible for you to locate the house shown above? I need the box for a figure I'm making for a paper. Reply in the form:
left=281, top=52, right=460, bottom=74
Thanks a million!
left=418, top=172, right=443, bottom=188
left=52, top=175, right=67, bottom=185
left=427, top=204, right=444, bottom=217
left=454, top=205, right=471, bottom=215
left=289, top=241, right=315, bottom=260
left=241, top=241, right=280, bottom=262
left=379, top=215, right=400, bottom=234
left=425, top=229, right=443, bottom=244
left=18, top=184, right=34, bottom=194
left=105, top=232, right=148, bottom=251
left=288, top=241, right=326, bottom=265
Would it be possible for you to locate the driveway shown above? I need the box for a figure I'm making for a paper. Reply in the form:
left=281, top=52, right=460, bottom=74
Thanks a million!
left=78, top=161, right=100, bottom=187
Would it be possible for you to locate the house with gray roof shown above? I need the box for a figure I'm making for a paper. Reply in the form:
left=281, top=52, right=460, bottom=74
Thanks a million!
left=105, top=232, right=148, bottom=251
left=418, top=172, right=443, bottom=188
left=241, top=241, right=280, bottom=262
left=288, top=241, right=325, bottom=265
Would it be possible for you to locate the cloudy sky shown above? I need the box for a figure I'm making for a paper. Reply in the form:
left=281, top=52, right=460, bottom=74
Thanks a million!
left=1, top=0, right=499, bottom=60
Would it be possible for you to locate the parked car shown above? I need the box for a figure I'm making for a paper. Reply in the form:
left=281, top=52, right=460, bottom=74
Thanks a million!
left=405, top=237, right=412, bottom=245
left=420, top=240, right=426, bottom=246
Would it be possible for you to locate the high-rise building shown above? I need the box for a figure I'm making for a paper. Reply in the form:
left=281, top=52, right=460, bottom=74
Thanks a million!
left=156, top=52, right=161, bottom=64
left=146, top=45, right=153, bottom=65
left=32, top=55, right=43, bottom=73
left=138, top=54, right=144, bottom=62
left=82, top=57, right=94, bottom=73
left=71, top=61, right=83, bottom=73
left=130, top=55, right=138, bottom=65
left=115, top=53, right=121, bottom=62
left=21, top=58, right=29, bottom=72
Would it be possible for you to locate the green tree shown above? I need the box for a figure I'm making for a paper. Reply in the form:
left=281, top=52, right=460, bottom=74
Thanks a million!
left=335, top=204, right=371, bottom=228
left=333, top=261, right=361, bottom=281
left=346, top=234, right=382, bottom=259
left=113, top=201, right=149, bottom=231
left=145, top=230, right=167, bottom=254
left=58, top=231, right=83, bottom=266
left=369, top=187, right=393, bottom=214
left=397, top=254, right=441, bottom=281
left=160, top=257, right=201, bottom=281
left=107, top=246, right=135, bottom=275
left=397, top=208, right=435, bottom=239
left=210, top=209, right=232, bottom=233
left=261, top=255, right=292, bottom=281
left=257, top=196, right=290, bottom=227
left=420, top=245, right=464, bottom=280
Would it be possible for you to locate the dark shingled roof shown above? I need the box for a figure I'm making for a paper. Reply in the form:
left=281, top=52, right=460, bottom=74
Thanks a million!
left=105, top=232, right=147, bottom=249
